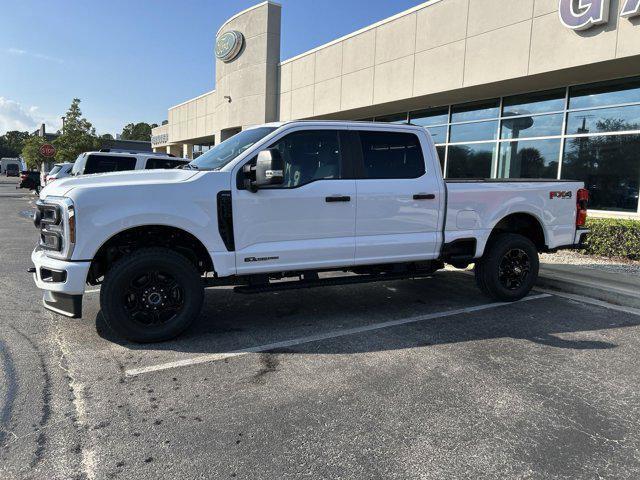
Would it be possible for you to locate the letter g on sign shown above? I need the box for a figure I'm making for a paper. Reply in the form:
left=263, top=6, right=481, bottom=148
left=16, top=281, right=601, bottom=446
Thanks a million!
left=558, top=0, right=610, bottom=30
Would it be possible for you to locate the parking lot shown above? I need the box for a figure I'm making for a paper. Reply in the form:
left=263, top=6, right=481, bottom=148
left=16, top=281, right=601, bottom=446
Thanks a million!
left=2, top=179, right=640, bottom=479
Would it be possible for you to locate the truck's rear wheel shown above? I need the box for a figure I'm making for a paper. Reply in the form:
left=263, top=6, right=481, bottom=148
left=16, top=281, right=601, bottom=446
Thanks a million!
left=100, top=248, right=204, bottom=342
left=475, top=233, right=539, bottom=302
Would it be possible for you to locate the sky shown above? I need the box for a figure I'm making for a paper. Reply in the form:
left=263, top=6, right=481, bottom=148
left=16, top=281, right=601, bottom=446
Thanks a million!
left=0, top=0, right=425, bottom=136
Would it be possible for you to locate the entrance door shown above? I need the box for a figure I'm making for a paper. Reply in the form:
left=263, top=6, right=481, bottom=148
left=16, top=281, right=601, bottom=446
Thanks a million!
left=353, top=129, right=442, bottom=264
left=232, top=128, right=356, bottom=274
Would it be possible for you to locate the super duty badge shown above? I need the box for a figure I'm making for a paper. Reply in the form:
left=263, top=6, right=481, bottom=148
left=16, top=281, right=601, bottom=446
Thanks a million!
left=244, top=256, right=279, bottom=263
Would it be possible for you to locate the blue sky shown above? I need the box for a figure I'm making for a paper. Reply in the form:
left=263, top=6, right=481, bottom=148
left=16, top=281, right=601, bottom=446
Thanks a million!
left=0, top=0, right=424, bottom=136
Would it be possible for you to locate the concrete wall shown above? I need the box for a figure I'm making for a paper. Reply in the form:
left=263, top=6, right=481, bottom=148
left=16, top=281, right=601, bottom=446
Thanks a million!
left=280, top=0, right=640, bottom=120
left=213, top=1, right=280, bottom=141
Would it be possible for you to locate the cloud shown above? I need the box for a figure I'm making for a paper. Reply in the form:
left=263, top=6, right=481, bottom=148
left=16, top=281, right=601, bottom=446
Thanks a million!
left=6, top=47, right=64, bottom=64
left=0, top=97, right=62, bottom=135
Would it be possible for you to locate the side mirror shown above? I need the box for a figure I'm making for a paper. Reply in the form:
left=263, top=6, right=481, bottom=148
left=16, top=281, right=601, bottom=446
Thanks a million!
left=253, top=149, right=284, bottom=190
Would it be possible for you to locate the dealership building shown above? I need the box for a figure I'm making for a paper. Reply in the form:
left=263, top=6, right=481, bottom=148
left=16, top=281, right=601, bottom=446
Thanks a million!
left=151, top=0, right=640, bottom=217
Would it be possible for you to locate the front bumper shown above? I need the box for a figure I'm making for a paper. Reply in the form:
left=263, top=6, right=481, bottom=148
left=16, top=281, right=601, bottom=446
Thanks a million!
left=31, top=248, right=90, bottom=318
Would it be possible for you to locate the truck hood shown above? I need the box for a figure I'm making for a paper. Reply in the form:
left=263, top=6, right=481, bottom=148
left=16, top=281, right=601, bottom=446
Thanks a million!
left=40, top=169, right=201, bottom=198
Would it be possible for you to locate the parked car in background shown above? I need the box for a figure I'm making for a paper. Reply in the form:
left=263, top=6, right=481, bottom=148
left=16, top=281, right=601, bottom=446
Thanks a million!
left=18, top=171, right=42, bottom=193
left=1, top=157, right=24, bottom=175
left=69, top=150, right=189, bottom=177
left=5, top=163, right=19, bottom=177
left=45, top=163, right=73, bottom=185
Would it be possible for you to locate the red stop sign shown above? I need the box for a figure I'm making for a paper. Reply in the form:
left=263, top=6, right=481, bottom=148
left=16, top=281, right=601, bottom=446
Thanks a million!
left=39, top=144, right=55, bottom=158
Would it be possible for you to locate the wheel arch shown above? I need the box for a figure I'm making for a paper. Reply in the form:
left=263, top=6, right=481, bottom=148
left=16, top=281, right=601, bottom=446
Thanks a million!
left=479, top=212, right=547, bottom=257
left=87, top=224, right=214, bottom=284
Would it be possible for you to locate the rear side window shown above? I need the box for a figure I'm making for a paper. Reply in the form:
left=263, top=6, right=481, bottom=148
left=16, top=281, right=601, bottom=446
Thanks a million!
left=358, top=131, right=425, bottom=179
left=145, top=158, right=189, bottom=169
left=84, top=155, right=137, bottom=174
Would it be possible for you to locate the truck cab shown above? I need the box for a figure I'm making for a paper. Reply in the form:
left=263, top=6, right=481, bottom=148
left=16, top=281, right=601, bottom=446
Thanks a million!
left=31, top=121, right=588, bottom=342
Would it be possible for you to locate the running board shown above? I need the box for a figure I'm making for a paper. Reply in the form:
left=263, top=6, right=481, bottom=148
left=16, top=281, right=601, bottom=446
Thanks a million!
left=233, top=271, right=436, bottom=294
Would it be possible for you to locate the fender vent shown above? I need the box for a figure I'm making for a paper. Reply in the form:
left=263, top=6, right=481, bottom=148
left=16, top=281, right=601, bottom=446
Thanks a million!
left=217, top=191, right=235, bottom=251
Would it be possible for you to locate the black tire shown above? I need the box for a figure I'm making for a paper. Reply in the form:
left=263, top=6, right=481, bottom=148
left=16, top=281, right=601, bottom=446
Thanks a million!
left=100, top=248, right=204, bottom=342
left=474, top=233, right=539, bottom=302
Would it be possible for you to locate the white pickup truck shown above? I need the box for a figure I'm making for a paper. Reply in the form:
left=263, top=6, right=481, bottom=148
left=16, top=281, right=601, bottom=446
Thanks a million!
left=31, top=121, right=589, bottom=342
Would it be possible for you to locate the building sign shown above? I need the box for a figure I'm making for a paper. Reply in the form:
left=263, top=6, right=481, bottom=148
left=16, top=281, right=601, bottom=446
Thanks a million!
left=559, top=0, right=640, bottom=30
left=215, top=30, right=244, bottom=63
left=151, top=133, right=168, bottom=145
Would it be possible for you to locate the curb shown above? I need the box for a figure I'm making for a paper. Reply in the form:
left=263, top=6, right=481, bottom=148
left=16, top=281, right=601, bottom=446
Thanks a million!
left=537, top=270, right=640, bottom=309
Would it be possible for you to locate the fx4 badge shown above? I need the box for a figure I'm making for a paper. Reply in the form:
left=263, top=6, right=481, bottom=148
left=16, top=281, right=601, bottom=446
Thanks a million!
left=550, top=191, right=573, bottom=200
left=244, top=256, right=279, bottom=263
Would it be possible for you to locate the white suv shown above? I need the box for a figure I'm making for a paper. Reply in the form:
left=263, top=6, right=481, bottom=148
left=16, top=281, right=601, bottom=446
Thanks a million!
left=45, top=163, right=74, bottom=185
left=70, top=150, right=189, bottom=176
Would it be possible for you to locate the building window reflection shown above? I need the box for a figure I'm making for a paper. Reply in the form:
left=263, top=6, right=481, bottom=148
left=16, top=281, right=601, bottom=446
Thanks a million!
left=193, top=142, right=215, bottom=159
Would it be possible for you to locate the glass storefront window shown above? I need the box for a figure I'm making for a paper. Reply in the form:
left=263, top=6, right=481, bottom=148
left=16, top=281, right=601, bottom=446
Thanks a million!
left=446, top=143, right=496, bottom=179
left=450, top=120, right=498, bottom=143
left=566, top=104, right=640, bottom=135
left=569, top=77, right=640, bottom=110
left=502, top=89, right=566, bottom=116
left=498, top=139, right=561, bottom=179
left=451, top=99, right=500, bottom=123
left=436, top=146, right=445, bottom=172
left=375, top=113, right=408, bottom=123
left=425, top=125, right=447, bottom=144
left=561, top=134, right=640, bottom=212
left=500, top=113, right=563, bottom=139
left=410, top=107, right=449, bottom=127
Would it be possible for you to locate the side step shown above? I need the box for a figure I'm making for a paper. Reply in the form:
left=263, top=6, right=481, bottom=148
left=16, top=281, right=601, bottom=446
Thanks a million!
left=234, top=271, right=436, bottom=294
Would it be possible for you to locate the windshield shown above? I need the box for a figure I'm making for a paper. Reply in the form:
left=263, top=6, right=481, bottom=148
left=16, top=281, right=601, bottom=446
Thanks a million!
left=49, top=165, right=62, bottom=175
left=189, top=127, right=277, bottom=170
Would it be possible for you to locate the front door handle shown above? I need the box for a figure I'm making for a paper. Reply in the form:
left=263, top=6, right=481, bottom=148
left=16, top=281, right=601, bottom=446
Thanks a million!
left=325, top=195, right=351, bottom=203
left=413, top=193, right=436, bottom=200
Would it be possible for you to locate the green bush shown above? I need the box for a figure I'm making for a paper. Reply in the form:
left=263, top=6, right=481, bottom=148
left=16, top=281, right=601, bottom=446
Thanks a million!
left=582, top=218, right=640, bottom=260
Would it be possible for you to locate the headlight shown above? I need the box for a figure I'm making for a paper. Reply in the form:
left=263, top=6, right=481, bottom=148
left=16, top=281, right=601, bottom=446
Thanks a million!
left=35, top=197, right=76, bottom=259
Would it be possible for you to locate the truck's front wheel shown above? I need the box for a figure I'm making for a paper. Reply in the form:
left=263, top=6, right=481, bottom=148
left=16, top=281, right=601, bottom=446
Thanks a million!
left=100, top=248, right=204, bottom=342
left=474, top=233, right=539, bottom=302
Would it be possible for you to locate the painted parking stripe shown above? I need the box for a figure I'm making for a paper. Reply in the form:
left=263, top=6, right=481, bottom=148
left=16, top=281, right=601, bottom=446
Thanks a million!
left=537, top=288, right=640, bottom=317
left=125, top=293, right=551, bottom=377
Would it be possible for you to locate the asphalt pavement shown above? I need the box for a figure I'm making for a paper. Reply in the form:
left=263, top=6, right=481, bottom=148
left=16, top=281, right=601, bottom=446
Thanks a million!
left=1, top=179, right=640, bottom=479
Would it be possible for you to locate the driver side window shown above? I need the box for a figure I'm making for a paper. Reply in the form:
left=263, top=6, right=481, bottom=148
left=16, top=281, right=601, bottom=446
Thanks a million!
left=268, top=130, right=342, bottom=188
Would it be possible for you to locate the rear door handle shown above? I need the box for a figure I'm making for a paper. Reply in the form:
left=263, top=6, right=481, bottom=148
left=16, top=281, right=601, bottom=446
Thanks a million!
left=413, top=193, right=436, bottom=200
left=325, top=195, right=351, bottom=203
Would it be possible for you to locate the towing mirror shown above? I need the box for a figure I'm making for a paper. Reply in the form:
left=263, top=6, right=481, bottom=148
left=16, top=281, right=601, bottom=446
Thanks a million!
left=254, top=149, right=284, bottom=189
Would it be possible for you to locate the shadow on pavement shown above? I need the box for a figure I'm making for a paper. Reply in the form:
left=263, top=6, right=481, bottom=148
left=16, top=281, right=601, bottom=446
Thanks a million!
left=96, top=271, right=633, bottom=355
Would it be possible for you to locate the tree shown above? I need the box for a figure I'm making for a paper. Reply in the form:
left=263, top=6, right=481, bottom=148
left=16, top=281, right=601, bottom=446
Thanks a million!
left=52, top=98, right=101, bottom=162
left=0, top=130, right=29, bottom=157
left=21, top=135, right=48, bottom=170
left=100, top=133, right=114, bottom=140
left=120, top=122, right=158, bottom=141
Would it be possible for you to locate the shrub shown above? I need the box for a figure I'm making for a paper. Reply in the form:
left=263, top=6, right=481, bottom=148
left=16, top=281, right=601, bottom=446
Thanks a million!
left=582, top=218, right=640, bottom=260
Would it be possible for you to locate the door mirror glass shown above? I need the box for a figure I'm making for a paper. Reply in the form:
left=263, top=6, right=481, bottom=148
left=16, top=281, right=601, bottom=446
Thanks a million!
left=253, top=149, right=284, bottom=189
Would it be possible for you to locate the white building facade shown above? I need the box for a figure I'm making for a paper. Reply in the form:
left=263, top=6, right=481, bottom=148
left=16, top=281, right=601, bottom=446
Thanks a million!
left=152, top=0, right=640, bottom=217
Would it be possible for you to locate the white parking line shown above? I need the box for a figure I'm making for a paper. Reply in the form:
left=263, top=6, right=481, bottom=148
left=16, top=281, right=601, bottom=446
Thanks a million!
left=537, top=288, right=640, bottom=317
left=125, top=293, right=551, bottom=377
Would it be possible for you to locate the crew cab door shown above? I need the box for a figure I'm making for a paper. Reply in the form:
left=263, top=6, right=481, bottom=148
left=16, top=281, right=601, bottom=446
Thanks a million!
left=232, top=128, right=356, bottom=274
left=352, top=129, right=443, bottom=264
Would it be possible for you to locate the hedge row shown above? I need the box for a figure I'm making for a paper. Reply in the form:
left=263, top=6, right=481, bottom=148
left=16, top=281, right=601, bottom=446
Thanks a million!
left=581, top=218, right=640, bottom=260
